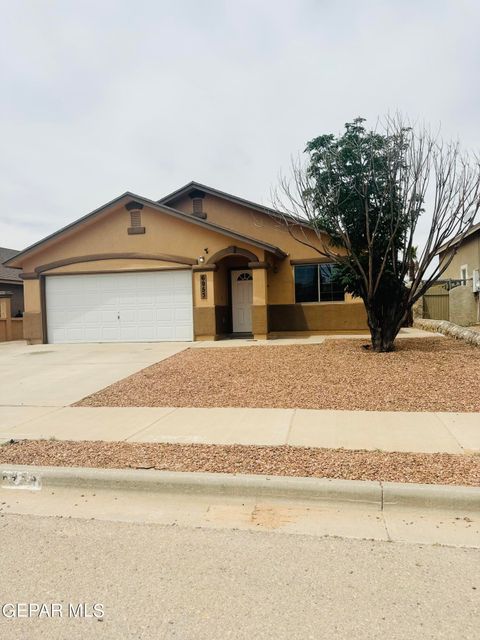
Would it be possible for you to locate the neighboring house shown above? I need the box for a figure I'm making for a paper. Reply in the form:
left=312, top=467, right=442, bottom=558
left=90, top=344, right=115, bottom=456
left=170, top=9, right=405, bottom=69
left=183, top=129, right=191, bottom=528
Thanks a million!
left=0, top=247, right=24, bottom=316
left=437, top=222, right=480, bottom=325
left=4, top=182, right=367, bottom=345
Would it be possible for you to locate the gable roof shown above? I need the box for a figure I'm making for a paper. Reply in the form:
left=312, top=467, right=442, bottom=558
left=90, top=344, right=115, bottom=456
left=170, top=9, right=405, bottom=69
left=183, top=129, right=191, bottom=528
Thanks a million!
left=158, top=180, right=284, bottom=218
left=437, top=221, right=480, bottom=255
left=0, top=247, right=22, bottom=282
left=4, top=191, right=287, bottom=269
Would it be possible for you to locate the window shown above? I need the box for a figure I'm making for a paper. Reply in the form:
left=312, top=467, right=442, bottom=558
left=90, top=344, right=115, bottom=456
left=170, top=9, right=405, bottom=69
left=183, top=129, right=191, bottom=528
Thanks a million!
left=294, top=264, right=344, bottom=302
left=237, top=272, right=253, bottom=281
left=294, top=265, right=318, bottom=302
left=473, top=269, right=480, bottom=292
left=460, top=265, right=468, bottom=285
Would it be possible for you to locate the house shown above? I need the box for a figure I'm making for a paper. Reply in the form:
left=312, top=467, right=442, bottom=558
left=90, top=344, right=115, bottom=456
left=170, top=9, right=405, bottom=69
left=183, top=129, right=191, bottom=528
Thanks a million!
left=0, top=247, right=24, bottom=317
left=3, top=182, right=367, bottom=344
left=437, top=222, right=480, bottom=325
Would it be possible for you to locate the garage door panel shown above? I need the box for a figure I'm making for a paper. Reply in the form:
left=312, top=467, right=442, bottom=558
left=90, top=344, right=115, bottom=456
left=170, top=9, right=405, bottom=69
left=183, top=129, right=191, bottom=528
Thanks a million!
left=155, top=307, right=175, bottom=321
left=156, top=327, right=176, bottom=340
left=120, top=326, right=142, bottom=341
left=64, top=328, right=85, bottom=342
left=46, top=271, right=193, bottom=343
left=173, top=307, right=191, bottom=322
left=174, top=325, right=193, bottom=340
left=100, top=327, right=121, bottom=341
left=84, top=326, right=103, bottom=341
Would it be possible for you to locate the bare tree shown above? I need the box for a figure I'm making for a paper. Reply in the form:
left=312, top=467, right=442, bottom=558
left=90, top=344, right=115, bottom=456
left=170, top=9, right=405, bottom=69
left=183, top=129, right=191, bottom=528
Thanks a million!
left=271, top=117, right=480, bottom=351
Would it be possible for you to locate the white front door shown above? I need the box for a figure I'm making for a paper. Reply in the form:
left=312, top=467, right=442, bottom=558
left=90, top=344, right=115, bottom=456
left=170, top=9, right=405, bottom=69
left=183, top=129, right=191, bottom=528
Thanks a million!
left=45, top=271, right=193, bottom=343
left=231, top=269, right=253, bottom=333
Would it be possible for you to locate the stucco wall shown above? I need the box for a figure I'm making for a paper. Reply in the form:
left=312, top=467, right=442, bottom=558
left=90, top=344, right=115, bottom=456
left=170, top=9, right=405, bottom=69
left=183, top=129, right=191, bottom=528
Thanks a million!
left=449, top=285, right=479, bottom=326
left=269, top=302, right=368, bottom=332
left=19, top=204, right=263, bottom=275
left=45, top=259, right=189, bottom=274
left=170, top=192, right=344, bottom=305
left=440, top=233, right=480, bottom=280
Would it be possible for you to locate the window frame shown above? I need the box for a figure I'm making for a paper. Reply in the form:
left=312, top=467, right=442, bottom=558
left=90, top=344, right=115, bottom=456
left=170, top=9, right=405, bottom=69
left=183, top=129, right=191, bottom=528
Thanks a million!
left=293, top=263, right=345, bottom=304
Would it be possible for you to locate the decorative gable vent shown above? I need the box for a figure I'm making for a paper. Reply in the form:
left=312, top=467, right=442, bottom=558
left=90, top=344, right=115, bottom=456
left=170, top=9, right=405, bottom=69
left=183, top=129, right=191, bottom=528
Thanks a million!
left=189, top=189, right=207, bottom=219
left=130, top=209, right=142, bottom=227
left=126, top=201, right=145, bottom=235
left=192, top=197, right=203, bottom=216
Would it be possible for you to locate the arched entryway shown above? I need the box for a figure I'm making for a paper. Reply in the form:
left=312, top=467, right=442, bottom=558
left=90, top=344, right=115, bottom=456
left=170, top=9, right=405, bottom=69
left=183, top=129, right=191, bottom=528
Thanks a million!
left=192, top=245, right=269, bottom=340
left=214, top=253, right=254, bottom=336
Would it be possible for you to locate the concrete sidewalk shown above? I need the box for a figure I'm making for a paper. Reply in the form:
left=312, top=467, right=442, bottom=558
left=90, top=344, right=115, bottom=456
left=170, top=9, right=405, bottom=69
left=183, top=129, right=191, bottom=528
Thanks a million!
left=1, top=405, right=478, bottom=454
left=191, top=326, right=438, bottom=347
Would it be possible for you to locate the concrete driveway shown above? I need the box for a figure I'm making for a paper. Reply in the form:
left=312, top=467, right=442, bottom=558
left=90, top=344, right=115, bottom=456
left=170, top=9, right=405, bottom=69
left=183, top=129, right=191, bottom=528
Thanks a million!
left=0, top=340, right=187, bottom=407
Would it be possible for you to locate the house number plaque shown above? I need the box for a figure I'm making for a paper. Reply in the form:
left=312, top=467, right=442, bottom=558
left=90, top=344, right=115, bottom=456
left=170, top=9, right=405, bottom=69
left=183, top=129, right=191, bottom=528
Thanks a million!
left=200, top=274, right=207, bottom=299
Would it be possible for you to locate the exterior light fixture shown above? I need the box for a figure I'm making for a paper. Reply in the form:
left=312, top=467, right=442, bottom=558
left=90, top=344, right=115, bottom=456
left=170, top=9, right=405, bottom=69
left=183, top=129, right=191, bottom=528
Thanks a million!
left=198, top=256, right=205, bottom=264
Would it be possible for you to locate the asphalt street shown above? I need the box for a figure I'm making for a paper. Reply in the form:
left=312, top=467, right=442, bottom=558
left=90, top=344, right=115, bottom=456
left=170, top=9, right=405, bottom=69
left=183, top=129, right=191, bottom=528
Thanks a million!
left=0, top=512, right=478, bottom=640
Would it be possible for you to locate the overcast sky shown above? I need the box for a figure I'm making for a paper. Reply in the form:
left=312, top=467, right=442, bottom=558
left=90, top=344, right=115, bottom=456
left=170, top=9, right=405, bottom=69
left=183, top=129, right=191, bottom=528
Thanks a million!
left=1, top=0, right=478, bottom=250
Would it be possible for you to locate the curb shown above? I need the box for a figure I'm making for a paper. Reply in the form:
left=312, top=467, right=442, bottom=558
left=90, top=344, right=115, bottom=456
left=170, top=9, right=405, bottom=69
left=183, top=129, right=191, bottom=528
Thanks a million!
left=382, top=481, right=480, bottom=512
left=1, top=465, right=479, bottom=512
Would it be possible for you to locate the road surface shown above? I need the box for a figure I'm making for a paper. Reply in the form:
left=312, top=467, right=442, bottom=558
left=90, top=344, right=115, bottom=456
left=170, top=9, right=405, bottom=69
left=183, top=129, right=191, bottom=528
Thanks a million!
left=0, top=511, right=478, bottom=639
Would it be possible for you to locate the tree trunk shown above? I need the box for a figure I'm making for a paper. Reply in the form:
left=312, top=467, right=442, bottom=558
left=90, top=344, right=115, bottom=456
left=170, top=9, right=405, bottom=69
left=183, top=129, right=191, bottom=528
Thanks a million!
left=366, top=305, right=406, bottom=352
left=369, top=324, right=397, bottom=352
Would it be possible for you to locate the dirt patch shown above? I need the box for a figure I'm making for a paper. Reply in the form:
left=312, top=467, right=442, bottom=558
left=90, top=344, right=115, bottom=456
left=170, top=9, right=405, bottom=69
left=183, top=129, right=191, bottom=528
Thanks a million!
left=0, top=440, right=479, bottom=486
left=75, top=337, right=480, bottom=412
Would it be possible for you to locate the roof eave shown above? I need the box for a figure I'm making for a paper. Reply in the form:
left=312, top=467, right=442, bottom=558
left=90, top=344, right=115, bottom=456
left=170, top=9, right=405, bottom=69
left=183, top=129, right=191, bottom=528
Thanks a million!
left=158, top=181, right=325, bottom=236
left=159, top=181, right=292, bottom=219
left=5, top=191, right=287, bottom=267
left=3, top=192, right=136, bottom=268
left=436, top=222, right=480, bottom=255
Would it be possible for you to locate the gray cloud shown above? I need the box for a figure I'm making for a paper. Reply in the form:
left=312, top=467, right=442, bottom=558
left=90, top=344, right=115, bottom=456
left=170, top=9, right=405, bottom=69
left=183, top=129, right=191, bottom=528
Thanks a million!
left=1, top=0, right=479, bottom=249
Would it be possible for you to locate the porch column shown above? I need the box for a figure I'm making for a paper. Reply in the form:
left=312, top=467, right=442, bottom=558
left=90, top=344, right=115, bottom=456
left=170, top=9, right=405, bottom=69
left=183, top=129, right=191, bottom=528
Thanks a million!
left=192, top=265, right=217, bottom=341
left=21, top=276, right=43, bottom=344
left=250, top=262, right=269, bottom=340
left=0, top=292, right=13, bottom=342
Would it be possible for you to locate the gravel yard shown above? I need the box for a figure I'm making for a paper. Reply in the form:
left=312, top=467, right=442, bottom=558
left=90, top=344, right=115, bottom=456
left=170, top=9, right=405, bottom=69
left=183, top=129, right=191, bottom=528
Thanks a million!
left=76, top=337, right=480, bottom=412
left=1, top=439, right=479, bottom=486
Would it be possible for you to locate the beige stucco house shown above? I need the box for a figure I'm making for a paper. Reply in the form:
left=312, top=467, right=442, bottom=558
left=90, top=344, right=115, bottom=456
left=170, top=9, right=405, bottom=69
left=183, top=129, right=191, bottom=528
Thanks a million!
left=439, top=222, right=480, bottom=286
left=437, top=222, right=480, bottom=325
left=4, top=182, right=367, bottom=344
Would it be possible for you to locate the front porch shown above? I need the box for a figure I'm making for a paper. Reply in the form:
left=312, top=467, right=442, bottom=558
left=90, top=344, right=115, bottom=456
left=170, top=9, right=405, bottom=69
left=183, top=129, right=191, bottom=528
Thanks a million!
left=192, top=245, right=270, bottom=341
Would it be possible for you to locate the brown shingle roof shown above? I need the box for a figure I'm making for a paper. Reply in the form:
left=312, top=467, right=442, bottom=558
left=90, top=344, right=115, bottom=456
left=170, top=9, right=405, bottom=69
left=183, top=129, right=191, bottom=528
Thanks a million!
left=0, top=247, right=21, bottom=282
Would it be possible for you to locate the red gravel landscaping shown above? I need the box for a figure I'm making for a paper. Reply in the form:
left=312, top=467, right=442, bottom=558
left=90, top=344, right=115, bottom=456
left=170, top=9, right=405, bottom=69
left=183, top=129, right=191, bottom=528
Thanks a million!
left=74, top=337, right=480, bottom=412
left=1, top=440, right=479, bottom=486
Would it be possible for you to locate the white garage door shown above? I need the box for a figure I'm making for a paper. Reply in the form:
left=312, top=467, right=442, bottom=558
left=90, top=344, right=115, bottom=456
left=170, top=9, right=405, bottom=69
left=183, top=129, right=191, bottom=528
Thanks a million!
left=46, top=271, right=193, bottom=343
